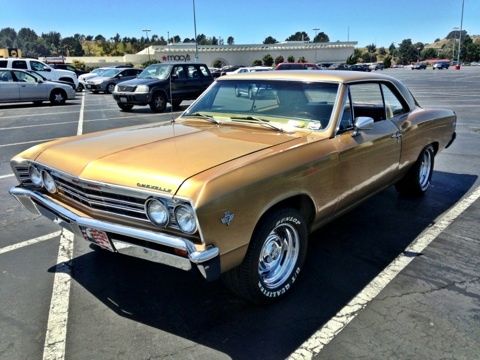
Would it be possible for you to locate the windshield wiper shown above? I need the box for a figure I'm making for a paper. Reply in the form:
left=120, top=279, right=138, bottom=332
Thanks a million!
left=229, top=115, right=285, bottom=132
left=184, top=112, right=221, bottom=125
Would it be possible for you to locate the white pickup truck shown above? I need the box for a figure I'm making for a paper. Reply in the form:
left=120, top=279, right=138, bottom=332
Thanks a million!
left=0, top=58, right=78, bottom=89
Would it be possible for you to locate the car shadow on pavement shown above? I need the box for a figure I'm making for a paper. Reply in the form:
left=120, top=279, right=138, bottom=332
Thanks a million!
left=57, top=171, right=477, bottom=360
left=0, top=102, right=79, bottom=109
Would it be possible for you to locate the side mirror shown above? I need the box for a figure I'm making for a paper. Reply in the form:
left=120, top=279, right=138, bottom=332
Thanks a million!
left=171, top=74, right=178, bottom=80
left=352, top=116, right=374, bottom=136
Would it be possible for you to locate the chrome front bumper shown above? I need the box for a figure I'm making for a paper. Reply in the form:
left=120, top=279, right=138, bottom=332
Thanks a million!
left=9, top=187, right=220, bottom=281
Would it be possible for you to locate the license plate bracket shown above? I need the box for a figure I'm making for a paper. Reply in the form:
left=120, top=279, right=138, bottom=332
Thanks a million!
left=81, top=227, right=114, bottom=252
left=120, top=96, right=127, bottom=103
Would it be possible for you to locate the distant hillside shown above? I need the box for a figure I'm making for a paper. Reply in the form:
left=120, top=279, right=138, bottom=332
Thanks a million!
left=426, top=35, right=480, bottom=49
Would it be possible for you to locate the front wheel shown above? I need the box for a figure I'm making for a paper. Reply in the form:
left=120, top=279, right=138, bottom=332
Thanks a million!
left=149, top=92, right=167, bottom=113
left=223, top=208, right=308, bottom=304
left=106, top=83, right=115, bottom=94
left=396, top=145, right=435, bottom=196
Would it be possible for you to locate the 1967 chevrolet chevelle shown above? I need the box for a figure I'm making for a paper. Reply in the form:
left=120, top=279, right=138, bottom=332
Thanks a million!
left=10, top=71, right=456, bottom=303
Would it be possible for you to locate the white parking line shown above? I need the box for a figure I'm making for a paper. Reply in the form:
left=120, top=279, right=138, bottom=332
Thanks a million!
left=0, top=231, right=61, bottom=256
left=0, top=173, right=14, bottom=180
left=77, top=92, right=85, bottom=135
left=42, top=229, right=74, bottom=360
left=0, top=138, right=56, bottom=148
left=289, top=185, right=480, bottom=360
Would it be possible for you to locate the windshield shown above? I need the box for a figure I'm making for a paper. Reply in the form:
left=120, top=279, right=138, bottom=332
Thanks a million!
left=92, top=68, right=106, bottom=75
left=100, top=69, right=121, bottom=78
left=28, top=71, right=46, bottom=81
left=184, top=80, right=339, bottom=130
left=138, top=64, right=171, bottom=80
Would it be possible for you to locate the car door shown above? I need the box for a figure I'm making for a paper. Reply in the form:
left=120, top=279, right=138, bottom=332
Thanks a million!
left=170, top=65, right=189, bottom=99
left=333, top=82, right=402, bottom=211
left=0, top=70, right=20, bottom=101
left=13, top=70, right=46, bottom=101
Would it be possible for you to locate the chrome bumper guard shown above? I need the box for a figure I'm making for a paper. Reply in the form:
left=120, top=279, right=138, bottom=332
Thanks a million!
left=9, top=187, right=220, bottom=281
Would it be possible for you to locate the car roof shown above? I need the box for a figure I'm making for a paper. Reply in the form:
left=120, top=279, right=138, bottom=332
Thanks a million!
left=220, top=70, right=399, bottom=84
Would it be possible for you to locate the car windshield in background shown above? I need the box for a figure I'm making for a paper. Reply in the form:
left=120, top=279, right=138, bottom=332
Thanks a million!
left=101, top=69, right=121, bottom=78
left=138, top=64, right=171, bottom=80
left=184, top=80, right=339, bottom=130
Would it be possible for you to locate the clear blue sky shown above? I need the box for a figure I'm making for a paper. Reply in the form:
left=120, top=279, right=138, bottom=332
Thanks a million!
left=1, top=0, right=479, bottom=47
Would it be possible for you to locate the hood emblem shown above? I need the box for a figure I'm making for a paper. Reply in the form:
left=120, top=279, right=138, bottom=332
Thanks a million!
left=221, top=211, right=235, bottom=226
left=137, top=182, right=172, bottom=193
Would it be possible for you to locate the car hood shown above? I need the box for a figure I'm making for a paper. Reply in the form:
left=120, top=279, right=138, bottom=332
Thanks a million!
left=118, top=77, right=165, bottom=87
left=87, top=76, right=111, bottom=83
left=55, top=69, right=76, bottom=77
left=33, top=121, right=306, bottom=196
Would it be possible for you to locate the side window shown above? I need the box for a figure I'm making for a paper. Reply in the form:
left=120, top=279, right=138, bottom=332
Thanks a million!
left=381, top=84, right=407, bottom=119
left=198, top=65, right=209, bottom=77
left=338, top=88, right=354, bottom=132
left=13, top=71, right=36, bottom=83
left=186, top=65, right=202, bottom=79
left=30, top=61, right=49, bottom=71
left=349, top=83, right=386, bottom=122
left=0, top=60, right=8, bottom=68
left=173, top=66, right=186, bottom=79
left=12, top=60, right=28, bottom=69
left=0, top=70, right=14, bottom=82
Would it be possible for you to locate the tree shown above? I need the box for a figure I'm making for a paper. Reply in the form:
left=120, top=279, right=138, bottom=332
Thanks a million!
left=378, top=47, right=387, bottom=56
left=0, top=27, right=17, bottom=47
left=42, top=31, right=61, bottom=54
left=252, top=59, right=263, bottom=66
left=297, top=56, right=306, bottom=63
left=211, top=36, right=218, bottom=45
left=274, top=55, right=284, bottom=65
left=213, top=59, right=224, bottom=68
left=366, top=43, right=376, bottom=53
left=262, top=54, right=274, bottom=66
left=94, top=34, right=106, bottom=42
left=383, top=55, right=392, bottom=69
left=263, top=36, right=278, bottom=44
left=397, top=39, right=418, bottom=64
left=286, top=31, right=309, bottom=42
left=287, top=55, right=295, bottom=63
left=18, top=28, right=38, bottom=44
left=421, top=48, right=438, bottom=60
left=388, top=43, right=397, bottom=56
left=196, top=34, right=207, bottom=45
left=227, top=36, right=234, bottom=45
left=313, top=32, right=329, bottom=43
left=347, top=48, right=363, bottom=64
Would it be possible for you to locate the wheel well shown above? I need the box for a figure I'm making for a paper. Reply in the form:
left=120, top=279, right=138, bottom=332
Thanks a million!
left=258, top=195, right=316, bottom=231
left=430, top=141, right=439, bottom=155
left=51, top=88, right=67, bottom=97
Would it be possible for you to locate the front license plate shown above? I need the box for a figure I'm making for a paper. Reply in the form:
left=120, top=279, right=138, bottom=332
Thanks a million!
left=81, top=227, right=114, bottom=252
left=120, top=96, right=127, bottom=103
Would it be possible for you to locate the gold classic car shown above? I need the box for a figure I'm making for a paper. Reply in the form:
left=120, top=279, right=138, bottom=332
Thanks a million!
left=10, top=71, right=456, bottom=303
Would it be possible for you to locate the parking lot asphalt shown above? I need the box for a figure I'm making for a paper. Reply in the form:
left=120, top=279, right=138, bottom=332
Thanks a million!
left=1, top=68, right=479, bottom=360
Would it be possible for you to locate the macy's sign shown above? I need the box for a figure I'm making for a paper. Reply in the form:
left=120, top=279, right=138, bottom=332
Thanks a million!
left=162, top=54, right=191, bottom=62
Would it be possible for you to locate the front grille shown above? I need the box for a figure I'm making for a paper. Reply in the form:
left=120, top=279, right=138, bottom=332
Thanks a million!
left=52, top=174, right=149, bottom=222
left=13, top=164, right=32, bottom=185
left=118, top=85, right=136, bottom=92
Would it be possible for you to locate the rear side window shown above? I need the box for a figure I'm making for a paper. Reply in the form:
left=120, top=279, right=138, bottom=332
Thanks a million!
left=381, top=84, right=407, bottom=119
left=0, top=60, right=7, bottom=68
left=12, top=60, right=27, bottom=69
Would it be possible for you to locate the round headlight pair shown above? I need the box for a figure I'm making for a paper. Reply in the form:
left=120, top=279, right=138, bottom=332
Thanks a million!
left=145, top=198, right=197, bottom=234
left=28, top=166, right=57, bottom=193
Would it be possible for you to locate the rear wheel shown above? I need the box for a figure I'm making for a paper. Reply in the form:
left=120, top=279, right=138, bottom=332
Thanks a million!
left=396, top=145, right=435, bottom=196
left=50, top=89, right=66, bottom=105
left=117, top=103, right=134, bottom=111
left=223, top=208, right=308, bottom=304
left=149, top=92, right=167, bottom=113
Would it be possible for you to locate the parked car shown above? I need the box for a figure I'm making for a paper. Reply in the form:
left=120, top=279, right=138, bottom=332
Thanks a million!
left=77, top=67, right=110, bottom=91
left=112, top=62, right=213, bottom=112
left=275, top=62, right=320, bottom=70
left=332, top=63, right=350, bottom=70
left=412, top=62, right=427, bottom=70
left=86, top=68, right=142, bottom=94
left=50, top=64, right=87, bottom=78
left=0, top=68, right=76, bottom=105
left=0, top=58, right=78, bottom=89
left=9, top=71, right=456, bottom=304
left=433, top=61, right=450, bottom=70
left=349, top=64, right=371, bottom=72
left=225, top=66, right=273, bottom=75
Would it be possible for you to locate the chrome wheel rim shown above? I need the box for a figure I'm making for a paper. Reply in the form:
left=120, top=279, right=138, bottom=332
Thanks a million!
left=258, top=223, right=300, bottom=289
left=54, top=93, right=64, bottom=103
left=419, top=149, right=432, bottom=190
left=154, top=95, right=164, bottom=109
left=107, top=84, right=114, bottom=93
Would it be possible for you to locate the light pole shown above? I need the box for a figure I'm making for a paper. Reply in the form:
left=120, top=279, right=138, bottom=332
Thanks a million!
left=456, top=0, right=465, bottom=69
left=313, top=28, right=319, bottom=62
left=192, top=0, right=199, bottom=61
left=142, top=29, right=151, bottom=61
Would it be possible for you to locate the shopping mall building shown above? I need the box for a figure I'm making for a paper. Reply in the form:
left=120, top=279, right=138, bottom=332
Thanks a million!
left=67, top=41, right=357, bottom=67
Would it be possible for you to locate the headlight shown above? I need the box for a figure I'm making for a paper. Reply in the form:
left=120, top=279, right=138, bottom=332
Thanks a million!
left=135, top=85, right=149, bottom=93
left=174, top=204, right=197, bottom=234
left=29, top=166, right=43, bottom=187
left=146, top=198, right=169, bottom=226
left=114, top=85, right=119, bottom=92
left=41, top=171, right=57, bottom=194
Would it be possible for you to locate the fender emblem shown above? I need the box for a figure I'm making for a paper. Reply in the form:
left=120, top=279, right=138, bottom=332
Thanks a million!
left=221, top=211, right=234, bottom=226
